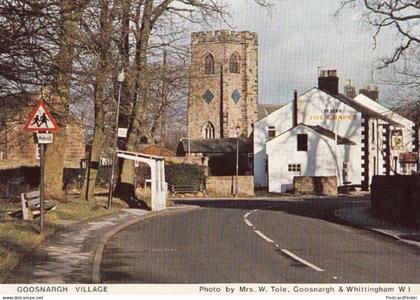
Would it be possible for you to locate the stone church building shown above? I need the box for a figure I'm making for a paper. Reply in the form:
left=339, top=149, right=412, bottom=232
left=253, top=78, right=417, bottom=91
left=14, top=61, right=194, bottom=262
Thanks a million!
left=178, top=30, right=263, bottom=175
left=187, top=30, right=259, bottom=139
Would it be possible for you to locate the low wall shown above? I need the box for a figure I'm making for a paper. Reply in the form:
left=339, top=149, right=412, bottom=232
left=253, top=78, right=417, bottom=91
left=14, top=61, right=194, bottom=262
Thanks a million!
left=206, top=176, right=254, bottom=197
left=293, top=176, right=337, bottom=196
left=371, top=175, right=420, bottom=226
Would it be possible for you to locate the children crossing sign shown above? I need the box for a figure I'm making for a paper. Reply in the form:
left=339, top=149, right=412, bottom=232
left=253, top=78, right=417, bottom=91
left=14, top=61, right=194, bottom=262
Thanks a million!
left=24, top=99, right=59, bottom=132
left=24, top=98, right=59, bottom=233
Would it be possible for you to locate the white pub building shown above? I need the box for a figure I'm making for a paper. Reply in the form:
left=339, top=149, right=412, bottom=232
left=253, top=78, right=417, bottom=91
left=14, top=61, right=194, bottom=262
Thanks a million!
left=254, top=70, right=418, bottom=193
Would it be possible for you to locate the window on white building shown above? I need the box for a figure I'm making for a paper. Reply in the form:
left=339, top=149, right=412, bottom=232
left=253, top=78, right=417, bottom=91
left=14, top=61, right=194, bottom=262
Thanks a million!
left=372, top=124, right=375, bottom=142
left=373, top=157, right=377, bottom=175
left=393, top=156, right=398, bottom=174
left=297, top=134, right=308, bottom=151
left=288, top=164, right=301, bottom=172
left=267, top=126, right=275, bottom=138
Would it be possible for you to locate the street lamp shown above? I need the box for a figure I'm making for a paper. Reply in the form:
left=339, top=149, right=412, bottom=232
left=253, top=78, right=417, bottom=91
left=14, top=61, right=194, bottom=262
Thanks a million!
left=108, top=68, right=125, bottom=209
left=235, top=125, right=240, bottom=197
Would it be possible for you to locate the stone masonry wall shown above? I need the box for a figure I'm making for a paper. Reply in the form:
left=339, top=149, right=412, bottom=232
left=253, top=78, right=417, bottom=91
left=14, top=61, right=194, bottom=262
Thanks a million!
left=293, top=176, right=338, bottom=196
left=0, top=118, right=86, bottom=170
left=206, top=175, right=254, bottom=197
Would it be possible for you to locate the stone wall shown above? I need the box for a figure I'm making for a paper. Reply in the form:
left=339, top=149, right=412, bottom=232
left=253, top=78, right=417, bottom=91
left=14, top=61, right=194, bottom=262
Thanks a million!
left=0, top=118, right=86, bottom=170
left=293, top=176, right=338, bottom=196
left=206, top=175, right=254, bottom=197
left=64, top=121, right=86, bottom=168
left=188, top=30, right=258, bottom=139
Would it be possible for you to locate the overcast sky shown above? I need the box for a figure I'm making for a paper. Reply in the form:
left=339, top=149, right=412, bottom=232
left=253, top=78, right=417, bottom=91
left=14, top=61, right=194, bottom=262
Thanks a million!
left=215, top=0, right=395, bottom=105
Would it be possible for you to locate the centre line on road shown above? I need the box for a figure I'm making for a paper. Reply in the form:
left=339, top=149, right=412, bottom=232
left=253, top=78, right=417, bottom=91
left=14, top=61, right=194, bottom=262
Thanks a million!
left=243, top=207, right=326, bottom=273
left=254, top=230, right=275, bottom=243
left=244, top=218, right=253, bottom=227
left=279, top=249, right=325, bottom=272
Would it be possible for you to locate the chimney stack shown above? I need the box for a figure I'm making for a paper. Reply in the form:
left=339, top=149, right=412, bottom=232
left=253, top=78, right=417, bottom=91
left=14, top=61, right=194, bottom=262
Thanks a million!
left=293, top=89, right=298, bottom=127
left=318, top=69, right=339, bottom=95
left=344, top=79, right=356, bottom=98
left=359, top=84, right=379, bottom=102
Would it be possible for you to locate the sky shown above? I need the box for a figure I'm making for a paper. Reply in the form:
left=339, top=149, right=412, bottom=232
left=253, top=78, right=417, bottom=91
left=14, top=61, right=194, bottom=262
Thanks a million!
left=215, top=0, right=396, bottom=105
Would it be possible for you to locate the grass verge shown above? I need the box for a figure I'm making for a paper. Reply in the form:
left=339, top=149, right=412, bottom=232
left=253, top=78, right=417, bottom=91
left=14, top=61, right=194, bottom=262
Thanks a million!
left=0, top=195, right=128, bottom=283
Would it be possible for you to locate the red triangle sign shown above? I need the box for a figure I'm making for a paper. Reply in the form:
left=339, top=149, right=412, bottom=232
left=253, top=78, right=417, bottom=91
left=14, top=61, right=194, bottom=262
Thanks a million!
left=24, top=99, right=59, bottom=132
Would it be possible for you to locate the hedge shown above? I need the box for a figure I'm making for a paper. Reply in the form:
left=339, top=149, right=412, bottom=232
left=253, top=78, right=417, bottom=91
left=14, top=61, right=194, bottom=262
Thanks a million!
left=165, top=163, right=205, bottom=189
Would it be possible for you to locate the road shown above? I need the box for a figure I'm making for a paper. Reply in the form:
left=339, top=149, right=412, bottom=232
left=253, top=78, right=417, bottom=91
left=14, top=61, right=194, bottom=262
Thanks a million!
left=99, top=197, right=420, bottom=283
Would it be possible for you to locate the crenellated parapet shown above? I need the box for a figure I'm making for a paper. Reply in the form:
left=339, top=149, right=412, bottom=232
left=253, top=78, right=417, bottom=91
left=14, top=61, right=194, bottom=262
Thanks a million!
left=192, top=30, right=258, bottom=46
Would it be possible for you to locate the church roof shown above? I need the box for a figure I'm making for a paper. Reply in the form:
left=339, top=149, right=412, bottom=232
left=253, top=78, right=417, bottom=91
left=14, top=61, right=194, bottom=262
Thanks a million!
left=177, top=138, right=253, bottom=155
left=257, top=104, right=283, bottom=120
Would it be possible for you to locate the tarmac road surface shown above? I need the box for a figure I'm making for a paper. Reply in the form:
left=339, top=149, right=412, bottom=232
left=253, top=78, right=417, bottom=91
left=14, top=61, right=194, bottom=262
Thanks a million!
left=99, top=198, right=420, bottom=283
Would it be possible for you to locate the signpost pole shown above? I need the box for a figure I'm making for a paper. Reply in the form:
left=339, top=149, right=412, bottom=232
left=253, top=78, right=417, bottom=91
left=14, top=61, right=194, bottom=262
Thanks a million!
left=39, top=142, right=45, bottom=233
left=24, top=99, right=59, bottom=234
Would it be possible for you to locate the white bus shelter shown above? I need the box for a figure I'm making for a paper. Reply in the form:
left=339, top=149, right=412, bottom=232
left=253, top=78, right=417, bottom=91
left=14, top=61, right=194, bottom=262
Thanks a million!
left=116, top=150, right=167, bottom=211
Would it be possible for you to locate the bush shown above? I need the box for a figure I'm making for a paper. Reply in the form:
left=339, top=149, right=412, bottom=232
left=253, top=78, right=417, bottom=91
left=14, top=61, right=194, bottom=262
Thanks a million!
left=165, top=163, right=205, bottom=189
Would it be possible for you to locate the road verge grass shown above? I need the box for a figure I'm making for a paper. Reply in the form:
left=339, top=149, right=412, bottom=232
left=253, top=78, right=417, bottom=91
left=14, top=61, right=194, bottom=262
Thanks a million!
left=0, top=195, right=128, bottom=282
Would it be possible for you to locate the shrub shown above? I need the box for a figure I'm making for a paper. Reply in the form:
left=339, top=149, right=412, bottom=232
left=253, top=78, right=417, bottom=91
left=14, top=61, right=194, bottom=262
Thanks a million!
left=165, top=163, right=205, bottom=189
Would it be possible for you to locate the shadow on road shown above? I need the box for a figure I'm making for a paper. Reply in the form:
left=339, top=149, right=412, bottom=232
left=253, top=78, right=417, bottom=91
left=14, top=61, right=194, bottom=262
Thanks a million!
left=175, top=197, right=369, bottom=225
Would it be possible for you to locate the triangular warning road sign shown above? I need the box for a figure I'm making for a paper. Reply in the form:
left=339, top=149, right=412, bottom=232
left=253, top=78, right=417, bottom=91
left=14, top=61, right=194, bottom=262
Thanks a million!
left=24, top=99, right=59, bottom=132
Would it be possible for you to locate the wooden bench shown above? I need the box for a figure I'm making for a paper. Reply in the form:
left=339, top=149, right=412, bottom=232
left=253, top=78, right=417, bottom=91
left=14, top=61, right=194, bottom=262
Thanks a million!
left=170, top=185, right=202, bottom=194
left=21, top=191, right=56, bottom=220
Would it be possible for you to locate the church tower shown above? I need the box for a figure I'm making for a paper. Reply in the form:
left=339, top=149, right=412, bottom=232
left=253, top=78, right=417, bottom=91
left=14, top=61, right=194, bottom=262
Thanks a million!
left=188, top=30, right=259, bottom=139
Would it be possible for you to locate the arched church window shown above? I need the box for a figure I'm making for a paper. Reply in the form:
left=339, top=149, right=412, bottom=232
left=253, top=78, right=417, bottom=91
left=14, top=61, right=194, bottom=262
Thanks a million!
left=204, top=53, right=214, bottom=74
left=229, top=52, right=240, bottom=73
left=203, top=122, right=215, bottom=139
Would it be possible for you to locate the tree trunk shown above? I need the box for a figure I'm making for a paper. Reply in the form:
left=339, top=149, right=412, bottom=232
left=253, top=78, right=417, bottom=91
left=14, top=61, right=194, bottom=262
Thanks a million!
left=82, top=125, right=104, bottom=201
left=44, top=0, right=82, bottom=200
left=81, top=84, right=105, bottom=201
left=116, top=0, right=153, bottom=198
left=81, top=0, right=111, bottom=201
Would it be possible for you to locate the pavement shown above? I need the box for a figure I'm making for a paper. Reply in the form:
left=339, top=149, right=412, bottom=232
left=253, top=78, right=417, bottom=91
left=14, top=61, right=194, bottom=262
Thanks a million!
left=5, top=208, right=151, bottom=283
left=4, top=195, right=420, bottom=283
left=335, top=205, right=420, bottom=248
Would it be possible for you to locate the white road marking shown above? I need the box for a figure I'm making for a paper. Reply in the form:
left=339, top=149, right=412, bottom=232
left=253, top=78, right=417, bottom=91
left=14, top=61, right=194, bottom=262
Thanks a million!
left=243, top=207, right=326, bottom=273
left=254, top=230, right=275, bottom=243
left=244, top=218, right=253, bottom=227
left=280, top=249, right=325, bottom=272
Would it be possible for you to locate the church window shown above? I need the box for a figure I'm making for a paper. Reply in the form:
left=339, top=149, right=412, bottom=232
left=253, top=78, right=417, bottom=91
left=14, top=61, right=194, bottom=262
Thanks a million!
left=229, top=52, right=240, bottom=73
left=203, top=122, right=215, bottom=139
left=204, top=53, right=214, bottom=74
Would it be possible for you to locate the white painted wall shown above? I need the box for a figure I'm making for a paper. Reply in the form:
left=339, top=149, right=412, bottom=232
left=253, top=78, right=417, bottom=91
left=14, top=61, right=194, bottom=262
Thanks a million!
left=254, top=88, right=417, bottom=192
left=266, top=125, right=359, bottom=193
left=355, top=94, right=415, bottom=175
left=253, top=102, right=293, bottom=187
left=298, top=89, right=363, bottom=142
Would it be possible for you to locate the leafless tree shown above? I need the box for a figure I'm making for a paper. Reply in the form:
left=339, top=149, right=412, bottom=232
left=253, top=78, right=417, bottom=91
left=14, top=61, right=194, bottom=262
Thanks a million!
left=338, top=1, right=420, bottom=124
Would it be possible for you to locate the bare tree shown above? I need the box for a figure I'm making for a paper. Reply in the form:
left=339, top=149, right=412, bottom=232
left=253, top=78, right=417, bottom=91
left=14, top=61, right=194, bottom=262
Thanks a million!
left=339, top=0, right=419, bottom=68
left=338, top=0, right=420, bottom=124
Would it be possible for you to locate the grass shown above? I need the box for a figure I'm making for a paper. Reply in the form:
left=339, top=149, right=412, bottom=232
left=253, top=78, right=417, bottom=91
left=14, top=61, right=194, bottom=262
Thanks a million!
left=0, top=195, right=128, bottom=283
